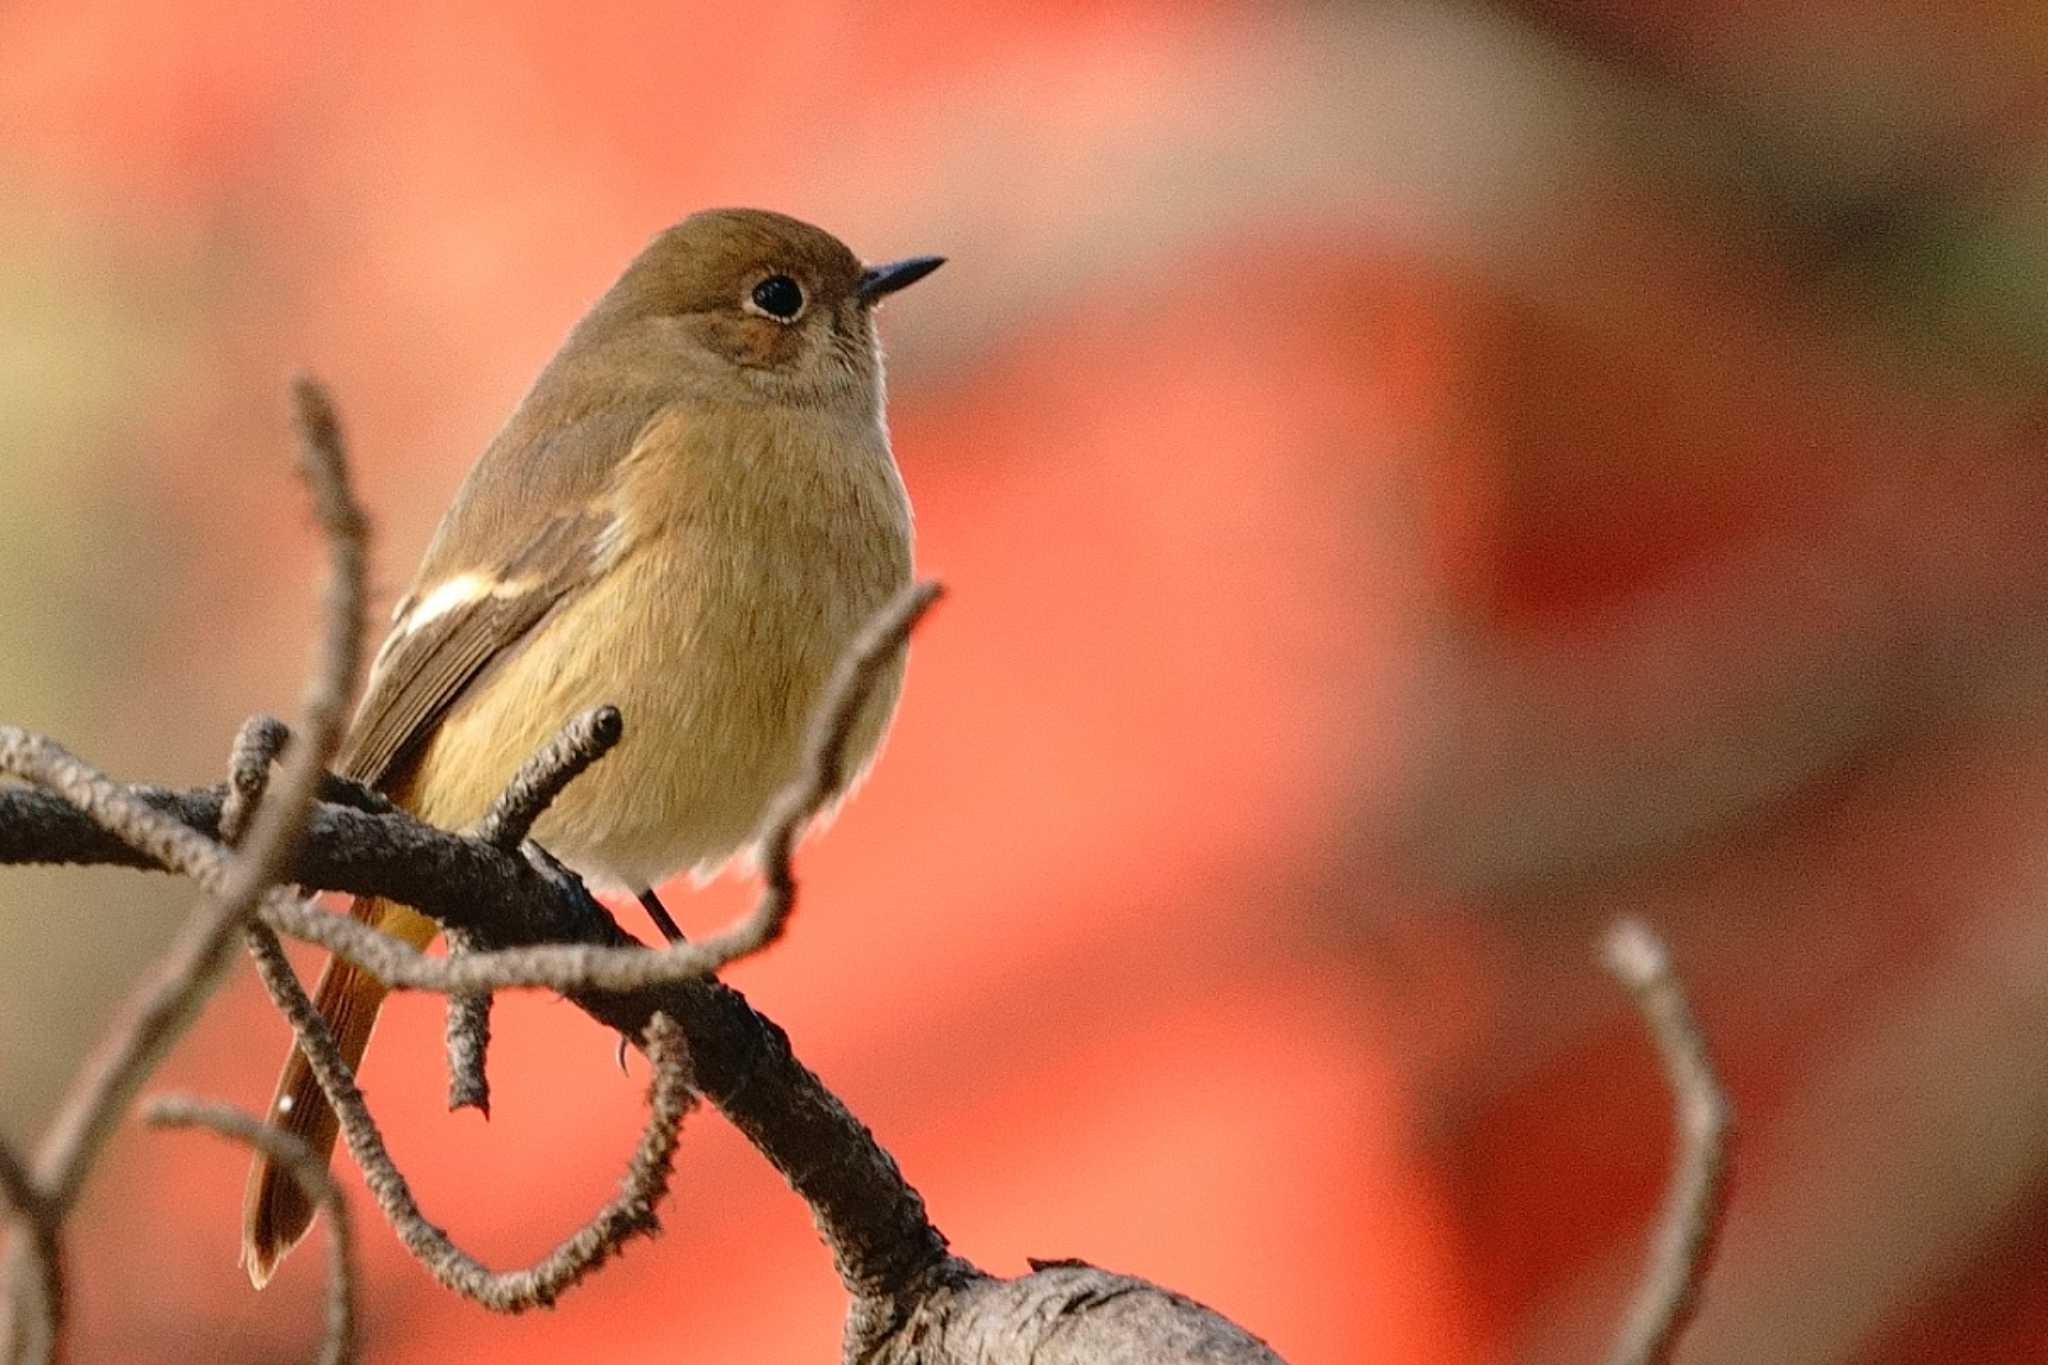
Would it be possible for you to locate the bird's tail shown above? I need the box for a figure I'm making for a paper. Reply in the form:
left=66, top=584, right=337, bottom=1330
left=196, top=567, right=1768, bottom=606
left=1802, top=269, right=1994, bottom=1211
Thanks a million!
left=240, top=895, right=397, bottom=1288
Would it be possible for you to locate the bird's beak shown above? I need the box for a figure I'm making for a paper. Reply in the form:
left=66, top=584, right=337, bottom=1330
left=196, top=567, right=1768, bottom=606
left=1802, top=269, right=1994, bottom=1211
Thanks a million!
left=857, top=255, right=945, bottom=303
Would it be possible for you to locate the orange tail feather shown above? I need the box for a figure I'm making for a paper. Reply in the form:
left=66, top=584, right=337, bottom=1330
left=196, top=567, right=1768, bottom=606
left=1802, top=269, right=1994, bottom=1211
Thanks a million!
left=241, top=895, right=431, bottom=1287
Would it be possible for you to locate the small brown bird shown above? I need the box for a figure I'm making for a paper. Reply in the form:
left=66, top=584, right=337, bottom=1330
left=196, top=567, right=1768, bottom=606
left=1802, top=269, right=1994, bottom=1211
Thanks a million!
left=242, top=209, right=940, bottom=1286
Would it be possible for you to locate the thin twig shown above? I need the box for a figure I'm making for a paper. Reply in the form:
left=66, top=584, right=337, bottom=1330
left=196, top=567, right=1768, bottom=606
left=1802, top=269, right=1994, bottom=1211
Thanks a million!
left=0, top=730, right=233, bottom=887
left=260, top=898, right=730, bottom=993
left=456, top=701, right=618, bottom=1108
left=1601, top=918, right=1735, bottom=1365
left=471, top=707, right=623, bottom=851
left=723, top=582, right=941, bottom=962
left=219, top=715, right=291, bottom=847
left=145, top=1098, right=356, bottom=1365
left=442, top=927, right=493, bottom=1116
left=244, top=925, right=694, bottom=1311
left=31, top=378, right=368, bottom=1213
left=0, top=1141, right=59, bottom=1365
left=287, top=375, right=371, bottom=745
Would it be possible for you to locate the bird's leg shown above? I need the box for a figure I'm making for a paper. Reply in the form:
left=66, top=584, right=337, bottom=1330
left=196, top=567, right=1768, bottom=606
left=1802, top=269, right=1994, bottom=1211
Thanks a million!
left=637, top=887, right=686, bottom=943
left=616, top=887, right=688, bottom=1074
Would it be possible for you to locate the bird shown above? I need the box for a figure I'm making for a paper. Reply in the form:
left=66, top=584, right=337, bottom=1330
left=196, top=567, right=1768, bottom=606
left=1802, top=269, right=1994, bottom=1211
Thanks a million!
left=241, top=208, right=941, bottom=1287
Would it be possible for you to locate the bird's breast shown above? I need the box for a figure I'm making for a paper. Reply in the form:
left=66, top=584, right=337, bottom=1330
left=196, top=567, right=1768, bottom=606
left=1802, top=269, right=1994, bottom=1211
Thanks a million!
left=410, top=402, right=913, bottom=890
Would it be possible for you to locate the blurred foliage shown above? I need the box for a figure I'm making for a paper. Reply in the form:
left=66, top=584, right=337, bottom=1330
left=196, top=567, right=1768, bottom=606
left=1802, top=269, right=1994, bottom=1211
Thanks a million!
left=0, top=209, right=205, bottom=1141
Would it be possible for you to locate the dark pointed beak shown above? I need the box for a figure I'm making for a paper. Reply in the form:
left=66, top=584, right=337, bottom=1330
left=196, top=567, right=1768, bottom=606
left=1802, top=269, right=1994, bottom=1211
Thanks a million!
left=857, top=255, right=945, bottom=303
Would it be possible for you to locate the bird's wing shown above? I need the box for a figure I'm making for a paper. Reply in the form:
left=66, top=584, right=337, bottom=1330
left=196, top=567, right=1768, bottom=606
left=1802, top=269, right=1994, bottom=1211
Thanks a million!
left=338, top=400, right=664, bottom=789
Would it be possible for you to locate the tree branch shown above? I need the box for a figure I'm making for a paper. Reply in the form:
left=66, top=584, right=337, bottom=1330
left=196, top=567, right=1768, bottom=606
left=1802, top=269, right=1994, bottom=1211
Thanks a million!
left=860, top=1260, right=1286, bottom=1365
left=441, top=926, right=495, bottom=1116
left=0, top=382, right=1745, bottom=1364
left=470, top=706, right=622, bottom=852
left=0, top=375, right=369, bottom=1364
left=0, top=1144, right=58, bottom=1365
left=1601, top=918, right=1736, bottom=1365
left=248, top=917, right=694, bottom=1311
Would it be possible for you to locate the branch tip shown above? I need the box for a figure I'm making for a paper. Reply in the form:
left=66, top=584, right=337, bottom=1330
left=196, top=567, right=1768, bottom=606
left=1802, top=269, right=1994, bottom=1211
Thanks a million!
left=1602, top=917, right=1669, bottom=989
left=442, top=928, right=494, bottom=1117
left=1600, top=917, right=1735, bottom=1365
left=473, top=705, right=626, bottom=851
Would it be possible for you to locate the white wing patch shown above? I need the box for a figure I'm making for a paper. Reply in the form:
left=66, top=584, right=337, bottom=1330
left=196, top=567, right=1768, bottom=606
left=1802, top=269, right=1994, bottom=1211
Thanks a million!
left=400, top=571, right=548, bottom=632
left=371, top=570, right=546, bottom=676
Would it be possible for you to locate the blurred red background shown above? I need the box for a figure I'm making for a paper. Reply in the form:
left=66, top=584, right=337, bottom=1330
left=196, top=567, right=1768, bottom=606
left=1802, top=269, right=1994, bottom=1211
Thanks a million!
left=4, top=2, right=2048, bottom=1361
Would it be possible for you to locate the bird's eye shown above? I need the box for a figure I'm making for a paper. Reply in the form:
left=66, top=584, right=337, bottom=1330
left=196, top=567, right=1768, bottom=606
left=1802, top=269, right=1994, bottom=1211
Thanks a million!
left=747, top=275, right=805, bottom=322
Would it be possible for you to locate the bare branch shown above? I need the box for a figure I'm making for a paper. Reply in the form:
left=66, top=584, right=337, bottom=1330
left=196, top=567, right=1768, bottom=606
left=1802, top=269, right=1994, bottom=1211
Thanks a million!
left=244, top=925, right=694, bottom=1311
left=442, top=927, right=493, bottom=1116
left=0, top=698, right=1287, bottom=1363
left=0, top=1141, right=59, bottom=1365
left=0, top=730, right=233, bottom=887
left=146, top=1098, right=356, bottom=1365
left=219, top=715, right=290, bottom=846
left=0, top=644, right=955, bottom=1323
left=858, top=1260, right=1286, bottom=1365
left=1, top=541, right=1288, bottom=1360
left=1601, top=918, right=1735, bottom=1365
left=30, top=379, right=368, bottom=1212
left=258, top=897, right=735, bottom=994
left=471, top=706, right=623, bottom=851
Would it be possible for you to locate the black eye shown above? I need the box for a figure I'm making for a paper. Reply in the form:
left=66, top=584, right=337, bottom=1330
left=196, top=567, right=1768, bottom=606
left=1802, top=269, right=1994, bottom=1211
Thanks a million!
left=749, top=274, right=804, bottom=321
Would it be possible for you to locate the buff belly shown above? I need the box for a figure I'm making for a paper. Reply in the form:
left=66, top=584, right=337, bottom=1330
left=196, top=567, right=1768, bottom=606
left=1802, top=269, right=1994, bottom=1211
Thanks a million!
left=405, top=537, right=906, bottom=892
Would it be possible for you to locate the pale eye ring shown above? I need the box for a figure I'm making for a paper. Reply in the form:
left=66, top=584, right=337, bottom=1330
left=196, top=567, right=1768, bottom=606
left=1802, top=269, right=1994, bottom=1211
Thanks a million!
left=746, top=274, right=806, bottom=323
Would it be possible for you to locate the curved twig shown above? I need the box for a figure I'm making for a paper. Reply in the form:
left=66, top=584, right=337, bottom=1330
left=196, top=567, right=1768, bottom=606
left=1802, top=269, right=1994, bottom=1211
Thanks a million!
left=246, top=924, right=694, bottom=1311
left=732, top=581, right=943, bottom=960
left=145, top=1098, right=357, bottom=1365
left=0, top=376, right=369, bottom=1363
left=1601, top=918, right=1735, bottom=1365
left=32, top=378, right=367, bottom=1212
